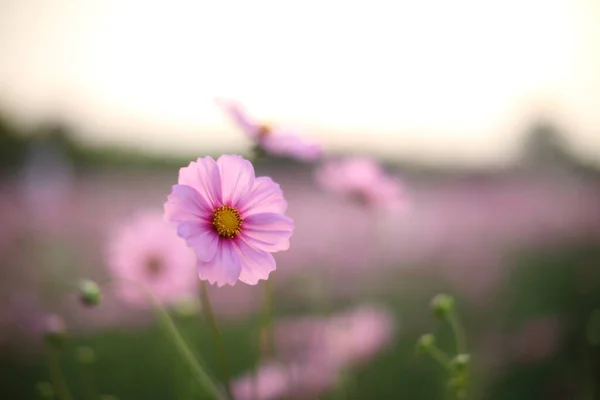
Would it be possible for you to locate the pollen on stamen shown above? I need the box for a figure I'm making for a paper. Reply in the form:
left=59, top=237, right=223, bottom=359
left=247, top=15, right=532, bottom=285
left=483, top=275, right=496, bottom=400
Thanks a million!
left=212, top=205, right=243, bottom=238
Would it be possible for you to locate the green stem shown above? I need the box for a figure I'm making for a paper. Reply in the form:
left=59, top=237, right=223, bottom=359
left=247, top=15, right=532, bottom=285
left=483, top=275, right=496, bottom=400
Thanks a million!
left=447, top=312, right=467, bottom=354
left=155, top=305, right=225, bottom=400
left=251, top=279, right=275, bottom=400
left=46, top=346, right=73, bottom=400
left=260, top=279, right=275, bottom=357
left=426, top=346, right=453, bottom=372
left=200, top=281, right=233, bottom=400
left=102, top=279, right=224, bottom=400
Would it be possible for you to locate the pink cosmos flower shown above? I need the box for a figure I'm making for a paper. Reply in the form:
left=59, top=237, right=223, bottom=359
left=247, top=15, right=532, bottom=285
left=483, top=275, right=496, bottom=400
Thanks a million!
left=106, top=211, right=197, bottom=307
left=164, top=155, right=294, bottom=286
left=232, top=361, right=337, bottom=400
left=315, top=157, right=405, bottom=211
left=216, top=99, right=322, bottom=162
left=275, top=305, right=396, bottom=369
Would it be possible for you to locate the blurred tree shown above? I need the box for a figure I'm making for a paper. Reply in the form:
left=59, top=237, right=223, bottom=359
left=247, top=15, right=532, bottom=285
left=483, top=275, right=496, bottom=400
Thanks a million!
left=0, top=110, right=28, bottom=174
left=29, top=121, right=78, bottom=160
left=520, top=120, right=574, bottom=170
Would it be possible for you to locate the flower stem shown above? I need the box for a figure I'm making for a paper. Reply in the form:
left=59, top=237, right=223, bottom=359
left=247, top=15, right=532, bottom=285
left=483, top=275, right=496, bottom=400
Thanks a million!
left=260, top=278, right=275, bottom=357
left=200, top=281, right=233, bottom=400
left=252, top=278, right=276, bottom=400
left=426, top=346, right=453, bottom=372
left=101, top=279, right=224, bottom=400
left=46, top=345, right=73, bottom=400
left=447, top=312, right=467, bottom=354
left=155, top=303, right=225, bottom=399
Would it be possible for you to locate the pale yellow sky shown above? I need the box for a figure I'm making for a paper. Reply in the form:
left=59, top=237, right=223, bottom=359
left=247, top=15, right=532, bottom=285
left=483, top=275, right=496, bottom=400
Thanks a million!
left=0, top=0, right=599, bottom=166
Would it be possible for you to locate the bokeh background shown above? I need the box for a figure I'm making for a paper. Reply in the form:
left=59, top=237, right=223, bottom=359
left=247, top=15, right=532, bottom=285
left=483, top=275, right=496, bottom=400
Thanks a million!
left=1, top=1, right=600, bottom=399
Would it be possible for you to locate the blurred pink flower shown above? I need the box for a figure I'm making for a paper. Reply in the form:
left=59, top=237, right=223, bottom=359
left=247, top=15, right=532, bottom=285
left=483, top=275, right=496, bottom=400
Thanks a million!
left=323, top=305, right=396, bottom=366
left=107, top=211, right=197, bottom=307
left=232, top=361, right=337, bottom=400
left=44, top=314, right=66, bottom=335
left=275, top=305, right=396, bottom=369
left=274, top=315, right=327, bottom=360
left=216, top=99, right=322, bottom=161
left=315, top=157, right=405, bottom=211
left=164, top=155, right=294, bottom=286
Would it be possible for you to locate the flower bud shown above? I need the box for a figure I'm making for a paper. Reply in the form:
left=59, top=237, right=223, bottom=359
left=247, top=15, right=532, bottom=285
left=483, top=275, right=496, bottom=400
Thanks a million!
left=416, top=333, right=435, bottom=353
left=431, top=294, right=454, bottom=319
left=76, top=346, right=95, bottom=365
left=43, top=314, right=66, bottom=348
left=79, top=279, right=102, bottom=306
left=36, top=381, right=54, bottom=399
left=451, top=353, right=470, bottom=372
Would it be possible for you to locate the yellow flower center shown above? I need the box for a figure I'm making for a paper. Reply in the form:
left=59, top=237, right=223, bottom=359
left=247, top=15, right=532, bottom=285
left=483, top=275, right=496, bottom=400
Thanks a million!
left=212, top=205, right=243, bottom=238
left=256, top=124, right=271, bottom=139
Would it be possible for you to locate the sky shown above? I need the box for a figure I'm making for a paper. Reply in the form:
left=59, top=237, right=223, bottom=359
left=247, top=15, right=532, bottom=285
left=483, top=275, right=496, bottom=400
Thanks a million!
left=0, top=0, right=599, bottom=166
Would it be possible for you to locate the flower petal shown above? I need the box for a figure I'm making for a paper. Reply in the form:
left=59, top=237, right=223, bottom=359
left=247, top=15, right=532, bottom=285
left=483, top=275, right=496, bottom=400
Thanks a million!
left=197, top=239, right=241, bottom=287
left=217, top=155, right=255, bottom=207
left=178, top=157, right=222, bottom=207
left=238, top=177, right=287, bottom=216
left=215, top=99, right=260, bottom=139
left=177, top=221, right=219, bottom=262
left=235, top=240, right=276, bottom=285
left=241, top=213, right=294, bottom=252
left=164, top=185, right=212, bottom=224
left=263, top=132, right=322, bottom=161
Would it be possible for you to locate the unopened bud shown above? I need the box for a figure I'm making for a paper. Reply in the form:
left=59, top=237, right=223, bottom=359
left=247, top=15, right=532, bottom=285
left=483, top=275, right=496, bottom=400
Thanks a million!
left=431, top=294, right=454, bottom=319
left=451, top=353, right=470, bottom=372
left=76, top=346, right=95, bottom=365
left=79, top=279, right=102, bottom=306
left=36, top=381, right=54, bottom=399
left=416, top=333, right=435, bottom=353
left=43, top=314, right=66, bottom=348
